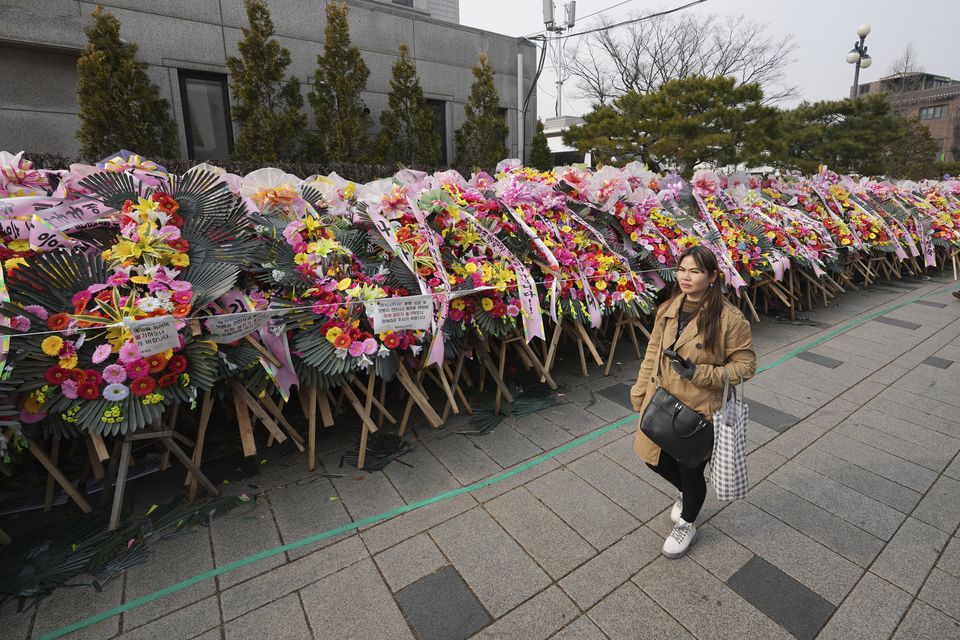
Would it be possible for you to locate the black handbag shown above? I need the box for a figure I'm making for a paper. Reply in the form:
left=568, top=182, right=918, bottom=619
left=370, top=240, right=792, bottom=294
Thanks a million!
left=640, top=332, right=714, bottom=467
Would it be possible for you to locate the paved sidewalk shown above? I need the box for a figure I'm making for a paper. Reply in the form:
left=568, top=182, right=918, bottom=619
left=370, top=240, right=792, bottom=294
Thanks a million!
left=5, top=275, right=960, bottom=640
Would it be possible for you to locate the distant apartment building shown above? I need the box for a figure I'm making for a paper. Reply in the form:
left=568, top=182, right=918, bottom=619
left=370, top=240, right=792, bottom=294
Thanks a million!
left=0, top=0, right=537, bottom=165
left=856, top=72, right=960, bottom=162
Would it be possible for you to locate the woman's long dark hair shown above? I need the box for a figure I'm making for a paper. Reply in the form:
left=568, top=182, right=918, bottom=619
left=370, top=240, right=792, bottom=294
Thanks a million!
left=671, top=245, right=724, bottom=354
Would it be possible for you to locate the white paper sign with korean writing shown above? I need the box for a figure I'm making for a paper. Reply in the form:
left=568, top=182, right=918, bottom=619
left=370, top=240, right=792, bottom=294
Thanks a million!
left=205, top=313, right=269, bottom=344
left=367, top=295, right=433, bottom=333
left=126, top=315, right=180, bottom=357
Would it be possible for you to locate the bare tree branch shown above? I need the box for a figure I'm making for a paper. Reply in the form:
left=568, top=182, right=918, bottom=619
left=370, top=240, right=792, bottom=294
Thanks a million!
left=565, top=11, right=798, bottom=104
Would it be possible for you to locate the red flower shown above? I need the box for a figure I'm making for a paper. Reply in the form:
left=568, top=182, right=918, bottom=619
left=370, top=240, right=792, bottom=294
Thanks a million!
left=130, top=376, right=156, bottom=397
left=125, top=359, right=149, bottom=379
left=47, top=313, right=70, bottom=331
left=383, top=333, right=401, bottom=349
left=67, top=368, right=88, bottom=383
left=333, top=333, right=352, bottom=349
left=78, top=382, right=101, bottom=400
left=84, top=370, right=103, bottom=386
left=168, top=238, right=189, bottom=252
left=146, top=353, right=169, bottom=374
left=172, top=304, right=191, bottom=318
left=158, top=372, right=178, bottom=387
left=166, top=354, right=187, bottom=374
left=151, top=192, right=181, bottom=215
left=44, top=366, right=69, bottom=386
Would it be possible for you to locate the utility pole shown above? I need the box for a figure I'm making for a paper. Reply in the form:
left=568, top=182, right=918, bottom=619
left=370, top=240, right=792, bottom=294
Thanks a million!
left=543, top=1, right=576, bottom=117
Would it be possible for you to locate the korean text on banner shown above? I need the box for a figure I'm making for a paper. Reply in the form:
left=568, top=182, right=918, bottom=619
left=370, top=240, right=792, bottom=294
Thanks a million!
left=125, top=315, right=180, bottom=357
left=367, top=295, right=434, bottom=334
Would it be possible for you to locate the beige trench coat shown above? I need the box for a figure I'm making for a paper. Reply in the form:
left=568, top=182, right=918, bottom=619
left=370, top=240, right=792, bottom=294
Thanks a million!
left=630, top=294, right=757, bottom=466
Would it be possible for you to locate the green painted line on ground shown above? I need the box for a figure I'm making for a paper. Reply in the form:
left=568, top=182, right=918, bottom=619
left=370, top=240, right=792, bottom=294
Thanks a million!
left=40, top=283, right=956, bottom=640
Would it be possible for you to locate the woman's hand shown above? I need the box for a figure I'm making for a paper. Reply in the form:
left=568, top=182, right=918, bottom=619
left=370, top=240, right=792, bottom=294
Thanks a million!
left=670, top=355, right=697, bottom=380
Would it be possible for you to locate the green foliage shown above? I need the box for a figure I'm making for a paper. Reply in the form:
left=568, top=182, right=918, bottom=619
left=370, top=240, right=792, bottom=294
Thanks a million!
left=564, top=76, right=780, bottom=175
left=775, top=95, right=940, bottom=177
left=529, top=119, right=553, bottom=170
left=308, top=2, right=372, bottom=163
left=226, top=0, right=307, bottom=162
left=75, top=6, right=179, bottom=160
left=454, top=53, right=509, bottom=170
left=377, top=44, right=442, bottom=168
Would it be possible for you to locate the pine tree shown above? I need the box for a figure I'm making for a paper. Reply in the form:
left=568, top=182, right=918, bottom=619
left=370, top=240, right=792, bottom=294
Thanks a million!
left=377, top=45, right=441, bottom=168
left=529, top=119, right=553, bottom=170
left=308, top=2, right=372, bottom=163
left=226, top=0, right=307, bottom=162
left=76, top=6, right=179, bottom=160
left=454, top=53, right=509, bottom=170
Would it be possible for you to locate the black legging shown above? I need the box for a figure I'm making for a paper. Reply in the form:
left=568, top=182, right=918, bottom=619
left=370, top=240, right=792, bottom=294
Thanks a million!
left=646, top=454, right=709, bottom=523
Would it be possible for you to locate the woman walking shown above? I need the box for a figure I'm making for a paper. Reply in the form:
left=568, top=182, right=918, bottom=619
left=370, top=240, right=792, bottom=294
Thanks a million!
left=631, top=246, right=756, bottom=558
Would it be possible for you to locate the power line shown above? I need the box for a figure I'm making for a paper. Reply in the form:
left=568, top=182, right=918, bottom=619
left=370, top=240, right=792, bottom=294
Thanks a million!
left=528, top=0, right=708, bottom=41
left=524, top=0, right=644, bottom=39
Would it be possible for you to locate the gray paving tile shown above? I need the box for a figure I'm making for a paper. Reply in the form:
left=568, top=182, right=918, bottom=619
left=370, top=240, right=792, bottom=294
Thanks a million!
left=224, top=593, right=310, bottom=640
left=540, top=404, right=607, bottom=437
left=430, top=507, right=551, bottom=617
left=548, top=615, right=607, bottom=640
left=938, top=536, right=960, bottom=578
left=118, top=596, right=220, bottom=640
left=711, top=501, right=863, bottom=605
left=872, top=517, right=950, bottom=595
left=747, top=481, right=884, bottom=567
left=817, top=572, right=912, bottom=640
left=839, top=419, right=956, bottom=472
left=923, top=355, right=954, bottom=369
left=794, top=447, right=921, bottom=515
left=726, top=556, right=834, bottom=640
left=471, top=586, right=579, bottom=640
left=300, top=559, right=413, bottom=640
left=374, top=532, right=448, bottom=592
left=511, top=414, right=574, bottom=451
left=913, top=475, right=960, bottom=534
left=323, top=462, right=408, bottom=522
left=772, top=460, right=906, bottom=540
left=587, top=581, right=694, bottom=640
left=267, top=476, right=353, bottom=559
left=765, top=421, right=827, bottom=459
left=892, top=600, right=960, bottom=639
left=871, top=316, right=923, bottom=330
left=913, top=299, right=949, bottom=309
left=467, top=424, right=543, bottom=469
left=743, top=398, right=801, bottom=432
left=396, top=566, right=491, bottom=640
left=360, top=493, right=477, bottom=555
left=567, top=451, right=672, bottom=524
left=30, top=575, right=122, bottom=640
left=122, top=529, right=215, bottom=628
left=795, top=350, right=844, bottom=369
left=0, top=600, right=32, bottom=640
left=557, top=526, right=662, bottom=609
left=220, top=535, right=368, bottom=621
left=745, top=446, right=789, bottom=489
left=813, top=432, right=939, bottom=493
left=918, top=569, right=960, bottom=621
left=210, top=498, right=286, bottom=589
left=382, top=443, right=462, bottom=502
left=485, top=487, right=596, bottom=579
left=684, top=523, right=754, bottom=581
left=597, top=382, right=633, bottom=408
left=471, top=457, right=562, bottom=504
left=422, top=432, right=502, bottom=484
left=526, top=468, right=639, bottom=549
left=637, top=558, right=792, bottom=640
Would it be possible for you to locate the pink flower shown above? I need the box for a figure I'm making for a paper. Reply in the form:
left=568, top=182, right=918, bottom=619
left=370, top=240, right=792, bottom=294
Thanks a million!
left=119, top=341, right=141, bottom=363
left=506, top=304, right=520, bottom=317
left=691, top=170, right=720, bottom=197
left=448, top=307, right=464, bottom=322
left=23, top=305, right=48, bottom=320
left=124, top=359, right=149, bottom=379
left=71, top=290, right=92, bottom=308
left=158, top=225, right=181, bottom=240
left=11, top=316, right=29, bottom=331
left=20, top=408, right=46, bottom=424
left=348, top=341, right=365, bottom=357
left=92, top=344, right=112, bottom=364
left=106, top=271, right=129, bottom=287
left=362, top=338, right=378, bottom=355
left=168, top=280, right=192, bottom=292
left=61, top=379, right=79, bottom=399
left=103, top=364, right=127, bottom=384
left=59, top=341, right=76, bottom=358
left=172, top=291, right=192, bottom=305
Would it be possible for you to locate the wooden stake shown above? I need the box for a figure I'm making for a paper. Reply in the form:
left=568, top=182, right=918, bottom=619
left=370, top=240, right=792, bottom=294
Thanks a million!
left=27, top=438, right=92, bottom=514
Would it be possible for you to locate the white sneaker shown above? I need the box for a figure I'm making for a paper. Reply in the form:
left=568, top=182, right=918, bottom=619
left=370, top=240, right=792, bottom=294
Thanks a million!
left=670, top=496, right=683, bottom=523
left=663, top=518, right=697, bottom=558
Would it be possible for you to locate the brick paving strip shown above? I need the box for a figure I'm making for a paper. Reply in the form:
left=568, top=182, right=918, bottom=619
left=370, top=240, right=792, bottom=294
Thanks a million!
left=9, top=276, right=960, bottom=640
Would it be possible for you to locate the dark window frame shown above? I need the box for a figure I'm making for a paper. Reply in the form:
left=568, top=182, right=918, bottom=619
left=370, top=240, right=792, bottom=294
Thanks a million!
left=425, top=98, right=448, bottom=167
left=178, top=69, right=234, bottom=160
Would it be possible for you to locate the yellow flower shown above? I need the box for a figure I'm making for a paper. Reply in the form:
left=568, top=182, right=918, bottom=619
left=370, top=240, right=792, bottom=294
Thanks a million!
left=133, top=196, right=159, bottom=217
left=623, top=290, right=635, bottom=302
left=481, top=298, right=494, bottom=312
left=170, top=253, right=190, bottom=267
left=325, top=327, right=342, bottom=343
left=595, top=280, right=607, bottom=291
left=4, top=257, right=27, bottom=271
left=451, top=299, right=465, bottom=310
left=465, top=262, right=478, bottom=274
left=337, top=278, right=352, bottom=291
left=8, top=239, right=29, bottom=252
left=59, top=355, right=78, bottom=370
left=24, top=394, right=43, bottom=413
left=41, top=336, right=64, bottom=356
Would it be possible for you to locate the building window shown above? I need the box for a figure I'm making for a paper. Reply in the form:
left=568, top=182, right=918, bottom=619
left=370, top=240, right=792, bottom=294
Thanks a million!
left=178, top=70, right=233, bottom=160
left=919, top=104, right=947, bottom=120
left=425, top=99, right=447, bottom=166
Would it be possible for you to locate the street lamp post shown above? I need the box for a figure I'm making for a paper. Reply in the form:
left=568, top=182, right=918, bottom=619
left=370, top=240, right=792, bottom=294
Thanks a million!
left=845, top=23, right=873, bottom=98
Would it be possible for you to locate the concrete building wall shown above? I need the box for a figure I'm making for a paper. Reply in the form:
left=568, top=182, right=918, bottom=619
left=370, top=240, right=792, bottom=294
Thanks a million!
left=0, top=0, right=533, bottom=165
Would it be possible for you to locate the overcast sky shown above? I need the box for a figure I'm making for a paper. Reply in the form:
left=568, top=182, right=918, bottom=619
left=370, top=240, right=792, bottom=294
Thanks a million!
left=460, top=0, right=960, bottom=119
